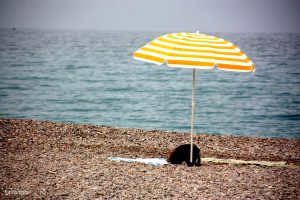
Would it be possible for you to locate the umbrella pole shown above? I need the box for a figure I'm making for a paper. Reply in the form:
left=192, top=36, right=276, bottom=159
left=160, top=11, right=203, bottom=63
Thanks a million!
left=190, top=68, right=196, bottom=163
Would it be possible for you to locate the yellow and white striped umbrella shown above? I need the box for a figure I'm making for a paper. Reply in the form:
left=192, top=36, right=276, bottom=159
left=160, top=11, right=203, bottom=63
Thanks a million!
left=134, top=32, right=255, bottom=72
left=133, top=32, right=255, bottom=165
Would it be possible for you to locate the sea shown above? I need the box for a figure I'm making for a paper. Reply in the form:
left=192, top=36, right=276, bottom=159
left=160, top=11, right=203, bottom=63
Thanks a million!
left=0, top=28, right=300, bottom=138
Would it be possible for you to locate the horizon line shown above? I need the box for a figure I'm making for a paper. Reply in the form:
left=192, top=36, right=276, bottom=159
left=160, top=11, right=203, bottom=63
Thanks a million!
left=1, top=26, right=300, bottom=34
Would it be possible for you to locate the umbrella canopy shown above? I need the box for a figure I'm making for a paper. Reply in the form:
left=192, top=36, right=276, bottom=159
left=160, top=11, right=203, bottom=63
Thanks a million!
left=134, top=32, right=255, bottom=72
left=133, top=32, right=255, bottom=164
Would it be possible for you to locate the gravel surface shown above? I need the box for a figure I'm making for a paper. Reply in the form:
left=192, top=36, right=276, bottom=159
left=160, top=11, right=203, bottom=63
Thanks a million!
left=0, top=118, right=299, bottom=199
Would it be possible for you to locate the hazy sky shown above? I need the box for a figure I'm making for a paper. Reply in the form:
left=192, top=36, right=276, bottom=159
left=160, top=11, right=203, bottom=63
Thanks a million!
left=0, top=0, right=300, bottom=32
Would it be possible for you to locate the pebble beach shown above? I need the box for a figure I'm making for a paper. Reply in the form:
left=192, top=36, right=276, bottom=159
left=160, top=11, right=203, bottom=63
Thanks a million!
left=0, top=118, right=300, bottom=199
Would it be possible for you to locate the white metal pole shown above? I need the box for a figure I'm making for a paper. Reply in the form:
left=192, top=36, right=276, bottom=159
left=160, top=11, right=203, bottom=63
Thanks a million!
left=190, top=68, right=196, bottom=163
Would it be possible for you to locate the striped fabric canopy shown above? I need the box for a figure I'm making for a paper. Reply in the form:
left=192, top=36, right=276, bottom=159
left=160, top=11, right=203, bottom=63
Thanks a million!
left=133, top=32, right=255, bottom=72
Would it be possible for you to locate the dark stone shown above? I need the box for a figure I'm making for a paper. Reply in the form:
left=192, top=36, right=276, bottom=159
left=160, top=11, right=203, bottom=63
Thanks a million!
left=168, top=144, right=201, bottom=166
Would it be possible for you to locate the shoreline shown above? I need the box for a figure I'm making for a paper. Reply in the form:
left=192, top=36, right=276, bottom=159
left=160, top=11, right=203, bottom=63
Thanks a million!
left=1, top=118, right=299, bottom=162
left=1, top=118, right=300, bottom=199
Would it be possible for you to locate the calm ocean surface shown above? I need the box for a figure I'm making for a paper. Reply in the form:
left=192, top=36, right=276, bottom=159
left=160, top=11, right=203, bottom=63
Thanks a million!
left=0, top=28, right=300, bottom=138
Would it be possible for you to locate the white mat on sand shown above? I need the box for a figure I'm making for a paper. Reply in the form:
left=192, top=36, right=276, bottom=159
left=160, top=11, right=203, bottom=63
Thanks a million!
left=109, top=157, right=168, bottom=166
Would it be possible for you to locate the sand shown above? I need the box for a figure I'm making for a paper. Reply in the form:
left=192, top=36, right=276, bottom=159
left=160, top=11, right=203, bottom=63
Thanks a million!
left=0, top=118, right=300, bottom=199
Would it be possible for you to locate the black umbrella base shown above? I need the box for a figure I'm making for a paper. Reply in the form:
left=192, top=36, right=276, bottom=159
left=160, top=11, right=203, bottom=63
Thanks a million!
left=168, top=144, right=201, bottom=167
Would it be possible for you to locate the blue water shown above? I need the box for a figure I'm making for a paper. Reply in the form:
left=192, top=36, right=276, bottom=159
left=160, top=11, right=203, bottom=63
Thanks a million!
left=0, top=28, right=300, bottom=138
